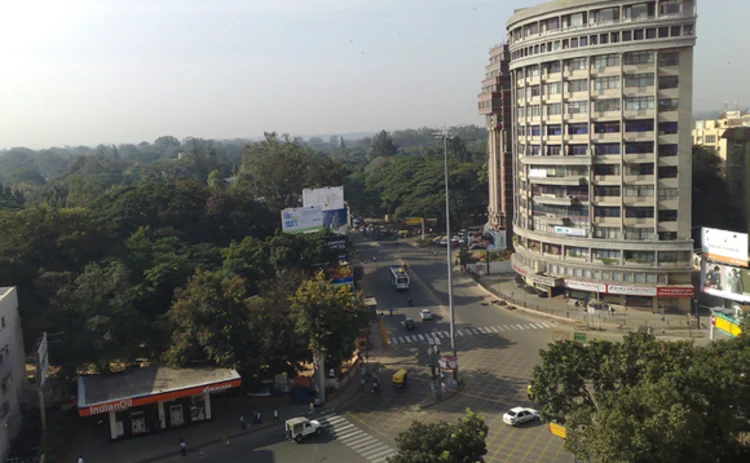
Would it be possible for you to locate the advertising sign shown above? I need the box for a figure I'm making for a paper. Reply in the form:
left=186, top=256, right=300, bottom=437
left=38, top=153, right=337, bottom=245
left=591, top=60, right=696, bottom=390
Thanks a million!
left=607, top=285, right=657, bottom=297
left=530, top=275, right=558, bottom=287
left=403, top=217, right=423, bottom=226
left=702, top=227, right=749, bottom=266
left=656, top=286, right=695, bottom=297
left=303, top=186, right=345, bottom=211
left=564, top=279, right=606, bottom=293
left=553, top=226, right=587, bottom=237
left=281, top=206, right=324, bottom=234
left=468, top=228, right=507, bottom=251
left=322, top=208, right=348, bottom=235
left=328, top=264, right=354, bottom=287
left=323, top=236, right=348, bottom=260
left=701, top=261, right=750, bottom=303
left=712, top=313, right=742, bottom=337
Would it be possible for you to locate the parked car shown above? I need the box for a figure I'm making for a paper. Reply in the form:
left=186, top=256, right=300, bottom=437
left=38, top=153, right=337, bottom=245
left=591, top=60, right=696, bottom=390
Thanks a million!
left=439, top=238, right=449, bottom=246
left=502, top=407, right=539, bottom=427
left=420, top=309, right=433, bottom=321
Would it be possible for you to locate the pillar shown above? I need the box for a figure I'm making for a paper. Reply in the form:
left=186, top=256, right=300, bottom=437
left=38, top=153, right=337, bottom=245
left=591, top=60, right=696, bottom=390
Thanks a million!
left=204, top=392, right=212, bottom=420
left=158, top=401, right=166, bottom=429
left=109, top=410, right=118, bottom=440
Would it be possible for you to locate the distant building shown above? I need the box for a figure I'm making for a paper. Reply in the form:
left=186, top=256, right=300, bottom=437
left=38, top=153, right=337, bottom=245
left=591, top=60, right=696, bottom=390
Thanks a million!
left=0, top=287, right=26, bottom=461
left=693, top=109, right=750, bottom=163
left=478, top=43, right=513, bottom=236
left=724, top=127, right=750, bottom=231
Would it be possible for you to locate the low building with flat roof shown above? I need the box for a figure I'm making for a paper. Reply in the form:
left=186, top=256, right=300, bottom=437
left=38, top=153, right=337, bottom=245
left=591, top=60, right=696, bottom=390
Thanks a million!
left=77, top=366, right=241, bottom=441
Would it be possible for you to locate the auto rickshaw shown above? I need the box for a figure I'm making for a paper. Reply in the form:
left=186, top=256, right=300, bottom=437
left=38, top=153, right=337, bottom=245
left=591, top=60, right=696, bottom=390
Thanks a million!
left=392, top=369, right=408, bottom=389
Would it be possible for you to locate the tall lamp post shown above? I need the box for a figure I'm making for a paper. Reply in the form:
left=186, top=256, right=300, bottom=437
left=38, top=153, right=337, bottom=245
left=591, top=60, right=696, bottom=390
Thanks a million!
left=434, top=128, right=458, bottom=380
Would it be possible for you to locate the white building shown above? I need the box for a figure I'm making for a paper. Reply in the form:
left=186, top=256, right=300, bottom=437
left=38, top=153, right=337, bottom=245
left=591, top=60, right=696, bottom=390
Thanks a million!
left=0, top=287, right=26, bottom=460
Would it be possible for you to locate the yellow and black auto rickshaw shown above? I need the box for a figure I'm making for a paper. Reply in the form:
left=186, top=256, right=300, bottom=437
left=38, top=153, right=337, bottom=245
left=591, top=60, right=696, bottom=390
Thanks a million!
left=392, top=369, right=408, bottom=389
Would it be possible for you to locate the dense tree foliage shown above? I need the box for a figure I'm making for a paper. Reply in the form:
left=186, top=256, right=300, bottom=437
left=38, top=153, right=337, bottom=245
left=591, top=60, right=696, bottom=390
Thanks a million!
left=389, top=409, right=489, bottom=463
left=692, top=145, right=744, bottom=231
left=531, top=331, right=750, bottom=462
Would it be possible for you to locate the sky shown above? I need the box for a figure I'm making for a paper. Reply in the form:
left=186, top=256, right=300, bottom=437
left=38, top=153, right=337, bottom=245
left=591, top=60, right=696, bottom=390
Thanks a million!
left=1, top=0, right=747, bottom=149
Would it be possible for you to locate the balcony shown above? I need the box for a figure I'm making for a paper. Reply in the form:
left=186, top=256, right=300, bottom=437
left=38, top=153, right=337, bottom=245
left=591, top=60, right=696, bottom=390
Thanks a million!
left=521, top=155, right=592, bottom=165
left=592, top=87, right=620, bottom=99
left=623, top=86, right=655, bottom=99
left=593, top=216, right=621, bottom=227
left=591, top=131, right=621, bottom=142
left=658, top=133, right=678, bottom=145
left=532, top=194, right=583, bottom=206
left=534, top=214, right=569, bottom=226
left=623, top=152, right=656, bottom=163
left=624, top=217, right=654, bottom=226
left=623, top=195, right=655, bottom=206
left=594, top=195, right=621, bottom=206
left=624, top=174, right=655, bottom=184
left=623, top=108, right=655, bottom=119
left=593, top=174, right=621, bottom=185
left=529, top=175, right=587, bottom=186
left=591, top=110, right=621, bottom=121
left=623, top=131, right=654, bottom=142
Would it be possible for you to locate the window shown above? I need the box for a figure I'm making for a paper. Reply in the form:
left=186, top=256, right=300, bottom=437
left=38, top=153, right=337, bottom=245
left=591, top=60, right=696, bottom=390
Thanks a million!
left=567, top=58, right=588, bottom=71
left=625, top=207, right=654, bottom=218
left=545, top=61, right=561, bottom=74
left=590, top=35, right=598, bottom=45
left=594, top=98, right=620, bottom=112
left=567, top=246, right=587, bottom=258
left=596, top=186, right=621, bottom=196
left=706, top=135, right=716, bottom=143
left=659, top=251, right=690, bottom=263
left=626, top=250, right=655, bottom=262
left=611, top=31, right=620, bottom=43
left=625, top=185, right=654, bottom=196
left=600, top=33, right=609, bottom=44
left=658, top=187, right=678, bottom=200
left=625, top=162, right=654, bottom=175
left=659, top=144, right=678, bottom=157
left=659, top=232, right=677, bottom=241
left=530, top=125, right=541, bottom=136
left=671, top=25, right=682, bottom=37
left=566, top=12, right=587, bottom=28
left=624, top=2, right=655, bottom=20
left=658, top=122, right=678, bottom=135
left=547, top=145, right=562, bottom=156
left=568, top=101, right=588, bottom=115
left=547, top=124, right=562, bottom=136
left=568, top=80, right=587, bottom=93
left=658, top=210, right=678, bottom=221
left=592, top=7, right=619, bottom=24
left=658, top=26, right=669, bottom=38
left=593, top=54, right=619, bottom=68
left=545, top=17, right=560, bottom=32
left=547, top=82, right=562, bottom=95
left=527, top=86, right=541, bottom=98
left=624, top=73, right=654, bottom=87
left=626, top=229, right=655, bottom=240
left=594, top=249, right=620, bottom=260
left=595, top=144, right=620, bottom=155
left=595, top=227, right=621, bottom=239
left=594, top=122, right=620, bottom=133
left=658, top=166, right=678, bottom=178
left=634, top=30, right=645, bottom=41
left=594, top=164, right=619, bottom=175
left=568, top=123, right=588, bottom=135
left=659, top=98, right=679, bottom=111
left=529, top=105, right=541, bottom=117
left=571, top=38, right=579, bottom=48
left=624, top=51, right=654, bottom=65
left=569, top=144, right=588, bottom=155
left=646, top=28, right=656, bottom=39
left=594, top=76, right=620, bottom=90
left=623, top=30, right=632, bottom=41
left=595, top=207, right=621, bottom=218
left=625, top=120, right=654, bottom=133
left=659, top=76, right=679, bottom=89
left=530, top=145, right=541, bottom=155
left=684, top=24, right=694, bottom=35
left=625, top=96, right=655, bottom=110
left=547, top=103, right=562, bottom=116
left=659, top=52, right=680, bottom=66
left=580, top=36, right=588, bottom=47
left=660, top=0, right=683, bottom=15
left=528, top=66, right=540, bottom=77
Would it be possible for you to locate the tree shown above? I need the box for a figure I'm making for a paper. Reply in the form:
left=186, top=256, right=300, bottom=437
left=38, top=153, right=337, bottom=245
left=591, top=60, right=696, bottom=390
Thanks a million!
left=692, top=145, right=743, bottom=230
left=289, top=271, right=368, bottom=366
left=389, top=409, right=488, bottom=463
left=368, top=130, right=399, bottom=160
left=207, top=169, right=227, bottom=192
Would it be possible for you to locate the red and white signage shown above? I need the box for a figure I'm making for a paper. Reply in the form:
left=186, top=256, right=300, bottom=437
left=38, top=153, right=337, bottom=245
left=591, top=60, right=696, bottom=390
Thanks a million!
left=607, top=285, right=658, bottom=297
left=564, top=280, right=606, bottom=293
left=656, top=286, right=695, bottom=297
left=511, top=261, right=527, bottom=275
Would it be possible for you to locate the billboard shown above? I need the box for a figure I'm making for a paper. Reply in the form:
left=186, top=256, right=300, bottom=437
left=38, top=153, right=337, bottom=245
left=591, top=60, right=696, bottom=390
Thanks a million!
left=403, top=217, right=423, bottom=226
left=303, top=186, right=345, bottom=211
left=323, top=236, right=348, bottom=260
left=327, top=264, right=354, bottom=287
left=701, top=261, right=750, bottom=303
left=281, top=206, right=324, bottom=234
left=702, top=227, right=749, bottom=266
left=468, top=228, right=507, bottom=251
left=322, top=208, right=348, bottom=235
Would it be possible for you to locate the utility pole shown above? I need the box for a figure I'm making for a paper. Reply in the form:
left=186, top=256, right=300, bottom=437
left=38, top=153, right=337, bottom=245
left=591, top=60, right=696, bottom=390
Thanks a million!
left=434, top=127, right=458, bottom=380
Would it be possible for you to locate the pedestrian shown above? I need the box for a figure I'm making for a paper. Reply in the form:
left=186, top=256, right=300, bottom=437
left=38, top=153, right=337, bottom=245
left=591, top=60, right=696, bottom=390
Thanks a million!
left=309, top=400, right=315, bottom=416
left=223, top=432, right=229, bottom=446
left=180, top=437, right=187, bottom=456
left=78, top=457, right=84, bottom=463
left=256, top=410, right=262, bottom=424
left=365, top=352, right=369, bottom=363
left=240, top=415, right=246, bottom=430
left=273, top=408, right=280, bottom=423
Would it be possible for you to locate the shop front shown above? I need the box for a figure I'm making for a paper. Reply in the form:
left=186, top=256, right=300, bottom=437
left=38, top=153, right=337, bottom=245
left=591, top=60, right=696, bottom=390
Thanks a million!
left=78, top=367, right=241, bottom=441
left=564, top=279, right=695, bottom=312
left=511, top=258, right=563, bottom=296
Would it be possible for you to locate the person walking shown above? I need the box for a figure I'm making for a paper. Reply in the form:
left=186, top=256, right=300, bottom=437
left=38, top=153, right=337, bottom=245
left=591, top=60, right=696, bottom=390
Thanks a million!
left=78, top=457, right=84, bottom=463
left=273, top=408, right=280, bottom=423
left=223, top=432, right=230, bottom=446
left=255, top=411, right=262, bottom=424
left=180, top=437, right=187, bottom=456
left=309, top=400, right=315, bottom=416
left=240, top=415, right=246, bottom=430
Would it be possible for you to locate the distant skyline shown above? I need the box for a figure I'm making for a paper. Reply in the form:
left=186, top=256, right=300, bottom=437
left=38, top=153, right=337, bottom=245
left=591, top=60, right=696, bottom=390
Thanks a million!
left=1, top=0, right=747, bottom=149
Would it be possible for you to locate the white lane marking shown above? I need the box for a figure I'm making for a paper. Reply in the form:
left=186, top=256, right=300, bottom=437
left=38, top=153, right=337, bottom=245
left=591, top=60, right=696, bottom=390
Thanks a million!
left=488, top=326, right=500, bottom=333
left=349, top=436, right=378, bottom=450
left=372, top=451, right=398, bottom=463
left=323, top=415, right=346, bottom=425
left=516, top=324, right=528, bottom=330
left=471, top=328, right=482, bottom=335
left=330, top=424, right=355, bottom=435
left=456, top=330, right=465, bottom=336
left=337, top=429, right=365, bottom=441
left=494, top=326, right=506, bottom=331
left=434, top=337, right=442, bottom=345
left=508, top=325, right=520, bottom=331
left=361, top=444, right=391, bottom=458
left=541, top=322, right=553, bottom=328
left=442, top=331, right=450, bottom=337
left=476, top=327, right=487, bottom=334
left=369, top=448, right=398, bottom=461
left=530, top=323, right=545, bottom=329
left=417, top=334, right=425, bottom=341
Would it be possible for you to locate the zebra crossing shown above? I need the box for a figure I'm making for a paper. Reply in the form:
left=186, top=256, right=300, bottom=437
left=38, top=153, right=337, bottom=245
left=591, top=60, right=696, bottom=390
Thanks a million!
left=387, top=322, right=553, bottom=346
left=317, top=413, right=397, bottom=463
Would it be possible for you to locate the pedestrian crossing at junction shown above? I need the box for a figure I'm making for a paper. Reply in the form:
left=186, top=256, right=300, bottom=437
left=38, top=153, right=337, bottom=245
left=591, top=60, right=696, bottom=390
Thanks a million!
left=387, top=322, right=553, bottom=346
left=317, top=413, right=397, bottom=463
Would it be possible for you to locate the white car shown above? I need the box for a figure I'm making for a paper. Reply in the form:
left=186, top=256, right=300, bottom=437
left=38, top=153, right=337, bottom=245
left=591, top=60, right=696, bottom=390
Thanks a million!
left=502, top=407, right=539, bottom=427
left=439, top=238, right=448, bottom=246
left=420, top=309, right=433, bottom=321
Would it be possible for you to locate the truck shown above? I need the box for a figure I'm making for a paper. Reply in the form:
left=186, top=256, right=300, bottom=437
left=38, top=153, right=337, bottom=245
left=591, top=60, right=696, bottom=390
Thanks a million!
left=285, top=417, right=324, bottom=443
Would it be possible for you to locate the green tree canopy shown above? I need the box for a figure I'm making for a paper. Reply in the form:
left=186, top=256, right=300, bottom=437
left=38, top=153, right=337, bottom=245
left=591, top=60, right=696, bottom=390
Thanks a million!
left=368, top=130, right=399, bottom=159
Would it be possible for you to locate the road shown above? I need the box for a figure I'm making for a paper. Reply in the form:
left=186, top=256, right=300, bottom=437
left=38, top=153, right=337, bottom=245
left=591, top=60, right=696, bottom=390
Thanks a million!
left=348, top=236, right=572, bottom=463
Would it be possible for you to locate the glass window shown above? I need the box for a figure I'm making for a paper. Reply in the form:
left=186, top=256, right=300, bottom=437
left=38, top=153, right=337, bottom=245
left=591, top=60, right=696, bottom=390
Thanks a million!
left=547, top=124, right=562, bottom=136
left=530, top=145, right=540, bottom=155
left=580, top=36, right=588, bottom=47
left=625, top=162, right=654, bottom=175
left=625, top=207, right=654, bottom=218
left=625, top=120, right=654, bottom=133
left=592, top=7, right=620, bottom=24
left=592, top=54, right=619, bottom=68
left=633, top=30, right=644, bottom=40
left=568, top=80, right=588, bottom=93
left=658, top=26, right=669, bottom=38
left=545, top=61, right=561, bottom=74
left=611, top=31, right=620, bottom=43
left=600, top=33, right=609, bottom=44
left=658, top=76, right=679, bottom=89
left=646, top=274, right=657, bottom=283
left=595, top=186, right=621, bottom=196
left=567, top=58, right=588, bottom=71
left=671, top=25, right=682, bottom=37
left=571, top=38, right=579, bottom=48
left=706, top=135, right=716, bottom=143
left=624, top=185, right=654, bottom=197
left=568, top=123, right=588, bottom=135
left=625, top=229, right=654, bottom=240
left=659, top=52, right=680, bottom=66
left=659, top=251, right=690, bottom=263
left=530, top=125, right=541, bottom=136
left=569, top=144, right=588, bottom=155
left=547, top=103, right=562, bottom=116
left=595, top=207, right=621, bottom=218
left=545, top=17, right=560, bottom=31
left=658, top=187, right=678, bottom=200
left=594, top=163, right=619, bottom=174
left=568, top=101, right=588, bottom=115
left=547, top=145, right=562, bottom=156
left=594, top=122, right=620, bottom=133
left=658, top=166, right=678, bottom=178
left=567, top=246, right=587, bottom=258
left=658, top=122, right=678, bottom=135
left=660, top=0, right=683, bottom=15
left=658, top=210, right=678, bottom=221
left=594, top=99, right=621, bottom=112
left=595, top=227, right=621, bottom=239
left=624, top=2, right=655, bottom=20
left=659, top=145, right=678, bottom=157
left=646, top=28, right=656, bottom=39
left=624, top=51, right=654, bottom=65
left=625, top=143, right=654, bottom=154
left=624, top=73, right=655, bottom=87
left=595, top=144, right=620, bottom=155
left=594, top=249, right=620, bottom=259
left=567, top=12, right=587, bottom=27
left=625, top=96, right=655, bottom=110
left=623, top=30, right=632, bottom=41
left=659, top=98, right=679, bottom=111
left=528, top=65, right=540, bottom=77
left=530, top=105, right=541, bottom=117
left=590, top=35, right=598, bottom=45
left=547, top=82, right=562, bottom=95
left=594, top=76, right=620, bottom=90
left=659, top=232, right=677, bottom=241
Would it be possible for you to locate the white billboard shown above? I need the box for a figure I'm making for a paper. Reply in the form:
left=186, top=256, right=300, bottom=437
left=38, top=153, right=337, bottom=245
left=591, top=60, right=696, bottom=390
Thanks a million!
left=702, top=227, right=749, bottom=266
left=701, top=260, right=750, bottom=303
left=281, top=206, right=324, bottom=234
left=303, top=186, right=345, bottom=211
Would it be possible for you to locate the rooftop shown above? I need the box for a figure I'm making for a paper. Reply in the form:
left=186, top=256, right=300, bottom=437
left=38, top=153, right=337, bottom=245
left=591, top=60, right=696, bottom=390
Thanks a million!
left=78, top=366, right=240, bottom=406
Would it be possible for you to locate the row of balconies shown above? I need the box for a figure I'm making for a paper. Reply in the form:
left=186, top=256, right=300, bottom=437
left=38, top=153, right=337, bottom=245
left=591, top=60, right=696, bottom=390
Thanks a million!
left=518, top=132, right=679, bottom=144
left=516, top=108, right=680, bottom=123
left=517, top=85, right=677, bottom=103
left=516, top=62, right=675, bottom=86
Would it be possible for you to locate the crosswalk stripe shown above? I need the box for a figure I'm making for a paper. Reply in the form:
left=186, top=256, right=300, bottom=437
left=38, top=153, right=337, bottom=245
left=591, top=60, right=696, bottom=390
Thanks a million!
left=542, top=322, right=552, bottom=328
left=373, top=451, right=398, bottom=463
left=346, top=433, right=374, bottom=445
left=357, top=441, right=387, bottom=454
left=349, top=436, right=378, bottom=450
left=331, top=423, right=354, bottom=434
left=337, top=429, right=364, bottom=441
left=531, top=323, right=544, bottom=329
left=476, top=327, right=488, bottom=334
left=488, top=326, right=500, bottom=333
left=368, top=448, right=397, bottom=461
left=456, top=330, right=465, bottom=336
left=324, top=415, right=345, bottom=424
left=442, top=331, right=450, bottom=337
left=388, top=337, right=395, bottom=344
left=360, top=444, right=391, bottom=458
left=494, top=325, right=506, bottom=331
left=417, top=334, right=425, bottom=341
left=434, top=337, right=441, bottom=345
left=508, top=325, right=519, bottom=330
left=516, top=324, right=528, bottom=330
left=408, top=335, right=418, bottom=342
left=472, top=328, right=483, bottom=334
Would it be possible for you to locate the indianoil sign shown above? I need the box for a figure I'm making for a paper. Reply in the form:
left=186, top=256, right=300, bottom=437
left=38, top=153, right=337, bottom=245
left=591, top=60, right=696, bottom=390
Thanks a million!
left=79, top=378, right=242, bottom=416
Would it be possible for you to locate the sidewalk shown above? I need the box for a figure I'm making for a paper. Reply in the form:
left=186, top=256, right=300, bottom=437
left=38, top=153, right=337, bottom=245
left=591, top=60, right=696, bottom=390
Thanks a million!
left=466, top=269, right=708, bottom=339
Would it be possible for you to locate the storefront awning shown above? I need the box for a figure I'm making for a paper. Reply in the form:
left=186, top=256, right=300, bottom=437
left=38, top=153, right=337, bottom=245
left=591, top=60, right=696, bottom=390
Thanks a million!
left=77, top=367, right=241, bottom=417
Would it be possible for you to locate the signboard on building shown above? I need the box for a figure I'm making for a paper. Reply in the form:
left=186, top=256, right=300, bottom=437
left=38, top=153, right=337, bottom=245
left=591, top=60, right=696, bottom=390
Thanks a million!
left=712, top=313, right=742, bottom=337
left=606, top=285, right=658, bottom=297
left=701, top=227, right=749, bottom=266
left=564, top=280, right=694, bottom=298
left=701, top=260, right=750, bottom=303
left=303, top=186, right=345, bottom=211
left=281, top=206, right=324, bottom=234
left=468, top=228, right=507, bottom=251
left=530, top=274, right=557, bottom=287
left=323, top=236, right=348, bottom=260
left=327, top=264, right=354, bottom=288
left=529, top=168, right=547, bottom=178
left=403, top=217, right=423, bottom=226
left=322, top=208, right=349, bottom=235
left=553, top=226, right=587, bottom=237
left=656, top=286, right=695, bottom=297
left=564, top=279, right=606, bottom=293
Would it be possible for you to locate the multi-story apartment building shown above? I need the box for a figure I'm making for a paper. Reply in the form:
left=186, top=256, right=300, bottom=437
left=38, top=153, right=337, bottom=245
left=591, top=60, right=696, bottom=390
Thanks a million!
left=507, top=0, right=697, bottom=312
left=479, top=44, right=514, bottom=236
left=693, top=109, right=750, bottom=163
left=0, top=287, right=26, bottom=461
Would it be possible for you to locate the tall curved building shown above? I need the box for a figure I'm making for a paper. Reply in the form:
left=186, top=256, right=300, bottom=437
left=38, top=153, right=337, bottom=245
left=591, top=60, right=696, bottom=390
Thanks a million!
left=507, top=0, right=697, bottom=312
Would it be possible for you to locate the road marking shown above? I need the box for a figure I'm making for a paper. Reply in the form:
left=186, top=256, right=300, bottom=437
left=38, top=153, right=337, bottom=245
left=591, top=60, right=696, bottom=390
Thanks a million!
left=476, top=327, right=488, bottom=334
left=325, top=415, right=346, bottom=425
left=417, top=334, right=425, bottom=341
left=370, top=449, right=398, bottom=461
left=487, top=326, right=500, bottom=333
left=331, top=424, right=355, bottom=434
left=372, top=452, right=398, bottom=463
left=471, top=328, right=482, bottom=335
left=397, top=336, right=406, bottom=343
left=442, top=331, right=450, bottom=337
left=388, top=337, right=395, bottom=345
left=516, top=324, right=528, bottom=330
left=434, top=337, right=442, bottom=345
left=542, top=322, right=553, bottom=328
left=349, top=436, right=378, bottom=450
left=530, top=323, right=545, bottom=329
left=456, top=330, right=465, bottom=336
left=337, top=429, right=364, bottom=441
left=508, top=325, right=519, bottom=330
left=361, top=444, right=391, bottom=458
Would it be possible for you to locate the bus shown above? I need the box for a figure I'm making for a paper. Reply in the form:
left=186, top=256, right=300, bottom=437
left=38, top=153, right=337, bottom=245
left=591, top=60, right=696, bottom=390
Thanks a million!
left=390, top=266, right=410, bottom=290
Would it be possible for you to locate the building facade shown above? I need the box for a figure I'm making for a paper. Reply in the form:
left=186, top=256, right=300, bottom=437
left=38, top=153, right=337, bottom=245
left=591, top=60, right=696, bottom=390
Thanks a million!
left=0, top=287, right=26, bottom=462
left=479, top=44, right=514, bottom=236
left=506, top=0, right=697, bottom=312
left=693, top=110, right=750, bottom=163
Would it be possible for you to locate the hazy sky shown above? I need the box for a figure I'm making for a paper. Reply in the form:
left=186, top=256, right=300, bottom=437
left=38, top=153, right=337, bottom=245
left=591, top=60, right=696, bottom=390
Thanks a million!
left=1, top=0, right=746, bottom=149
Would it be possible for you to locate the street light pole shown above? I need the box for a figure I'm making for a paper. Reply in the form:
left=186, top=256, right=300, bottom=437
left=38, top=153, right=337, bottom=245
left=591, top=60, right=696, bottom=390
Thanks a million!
left=435, top=128, right=457, bottom=380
